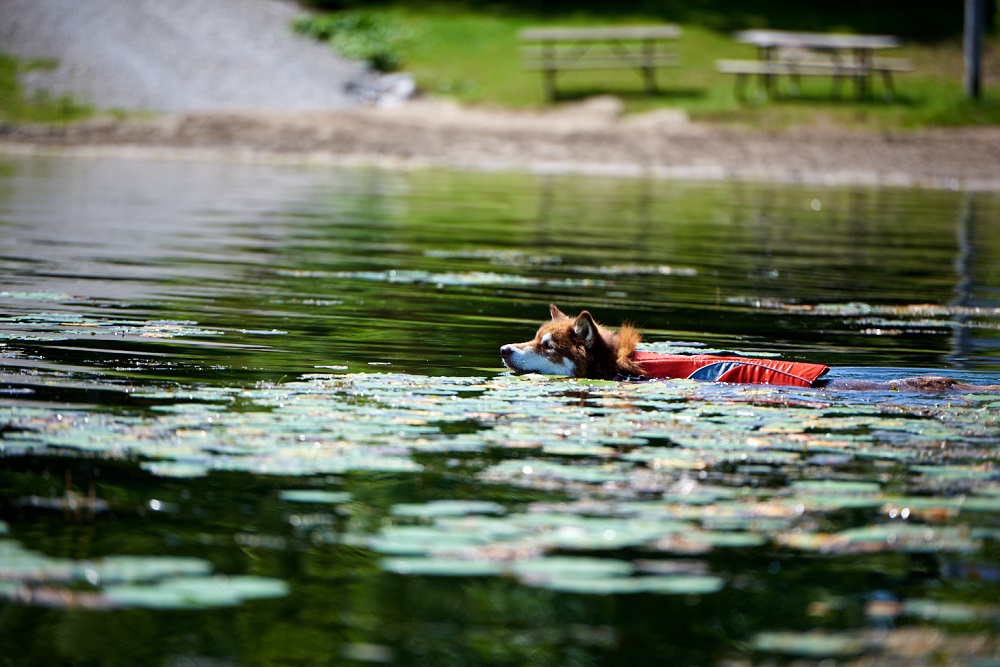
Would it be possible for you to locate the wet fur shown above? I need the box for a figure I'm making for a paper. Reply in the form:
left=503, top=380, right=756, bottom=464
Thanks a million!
left=502, top=305, right=1000, bottom=392
left=500, top=305, right=641, bottom=380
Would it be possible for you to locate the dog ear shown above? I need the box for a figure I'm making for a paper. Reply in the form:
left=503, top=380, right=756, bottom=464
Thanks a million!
left=549, top=304, right=567, bottom=320
left=573, top=311, right=597, bottom=347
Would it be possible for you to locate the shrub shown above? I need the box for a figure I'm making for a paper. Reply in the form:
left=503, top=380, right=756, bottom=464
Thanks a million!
left=0, top=53, right=92, bottom=122
left=293, top=10, right=405, bottom=72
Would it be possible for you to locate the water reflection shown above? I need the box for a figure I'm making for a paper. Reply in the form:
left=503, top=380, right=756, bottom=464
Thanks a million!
left=1, top=154, right=999, bottom=667
left=2, top=155, right=998, bottom=379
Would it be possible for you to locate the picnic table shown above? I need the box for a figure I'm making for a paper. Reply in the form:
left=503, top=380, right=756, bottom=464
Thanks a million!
left=717, top=29, right=911, bottom=100
left=520, top=25, right=682, bottom=100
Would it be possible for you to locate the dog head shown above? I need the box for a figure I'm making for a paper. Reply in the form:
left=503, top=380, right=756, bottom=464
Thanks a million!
left=500, top=304, right=640, bottom=380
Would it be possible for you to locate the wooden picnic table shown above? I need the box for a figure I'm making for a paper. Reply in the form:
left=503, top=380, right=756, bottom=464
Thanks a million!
left=520, top=25, right=682, bottom=100
left=719, top=29, right=909, bottom=99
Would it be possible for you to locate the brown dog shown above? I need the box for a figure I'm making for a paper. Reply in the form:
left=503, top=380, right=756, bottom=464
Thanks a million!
left=501, top=305, right=998, bottom=392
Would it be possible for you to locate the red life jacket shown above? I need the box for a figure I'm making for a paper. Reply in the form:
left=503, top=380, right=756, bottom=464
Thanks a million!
left=632, top=351, right=830, bottom=388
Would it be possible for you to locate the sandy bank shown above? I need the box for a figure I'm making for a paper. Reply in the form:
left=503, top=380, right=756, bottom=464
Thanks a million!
left=3, top=98, right=1000, bottom=190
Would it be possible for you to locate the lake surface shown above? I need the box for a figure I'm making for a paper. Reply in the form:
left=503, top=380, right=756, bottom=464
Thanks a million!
left=1, top=154, right=999, bottom=666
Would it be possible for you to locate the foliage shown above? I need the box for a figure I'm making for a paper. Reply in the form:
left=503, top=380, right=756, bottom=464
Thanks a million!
left=299, top=0, right=999, bottom=41
left=292, top=10, right=406, bottom=71
left=0, top=52, right=92, bottom=123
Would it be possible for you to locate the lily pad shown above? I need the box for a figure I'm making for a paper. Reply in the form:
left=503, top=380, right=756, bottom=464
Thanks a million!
left=522, top=573, right=724, bottom=596
left=512, top=557, right=635, bottom=580
left=752, top=631, right=868, bottom=657
left=104, top=575, right=288, bottom=609
left=381, top=557, right=505, bottom=577
left=790, top=480, right=882, bottom=494
left=280, top=490, right=353, bottom=504
left=390, top=500, right=506, bottom=518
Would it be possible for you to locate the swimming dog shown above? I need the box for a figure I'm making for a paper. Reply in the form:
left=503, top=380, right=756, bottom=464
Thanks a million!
left=500, top=305, right=998, bottom=392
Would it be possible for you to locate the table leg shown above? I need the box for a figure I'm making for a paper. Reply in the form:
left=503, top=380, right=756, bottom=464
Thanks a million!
left=759, top=46, right=776, bottom=97
left=543, top=42, right=557, bottom=101
left=855, top=48, right=871, bottom=99
left=642, top=39, right=656, bottom=93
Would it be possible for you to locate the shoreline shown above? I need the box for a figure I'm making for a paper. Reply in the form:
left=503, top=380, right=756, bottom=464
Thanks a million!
left=3, top=99, right=1000, bottom=191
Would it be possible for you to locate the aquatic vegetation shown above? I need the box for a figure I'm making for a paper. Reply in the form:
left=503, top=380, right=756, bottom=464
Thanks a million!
left=4, top=368, right=998, bottom=497
left=3, top=159, right=1000, bottom=665
left=0, top=538, right=287, bottom=610
left=0, top=312, right=226, bottom=341
left=280, top=489, right=353, bottom=504
left=752, top=631, right=869, bottom=657
left=3, top=368, right=998, bottom=613
left=279, top=268, right=608, bottom=289
left=729, top=298, right=1000, bottom=335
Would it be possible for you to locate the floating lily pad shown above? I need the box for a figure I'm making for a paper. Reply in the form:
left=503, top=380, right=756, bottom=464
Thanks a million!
left=94, top=556, right=215, bottom=583
left=103, top=583, right=217, bottom=610
left=381, top=557, right=504, bottom=577
left=305, top=269, right=607, bottom=290
left=390, top=500, right=506, bottom=518
left=696, top=531, right=768, bottom=548
left=522, top=573, right=724, bottom=596
left=512, top=557, right=635, bottom=580
left=628, top=575, right=725, bottom=595
left=280, top=490, right=353, bottom=504
left=0, top=312, right=225, bottom=341
left=167, top=575, right=290, bottom=601
left=104, top=575, right=288, bottom=609
left=782, top=494, right=884, bottom=511
left=782, top=524, right=982, bottom=555
left=356, top=525, right=491, bottom=555
left=901, top=599, right=1000, bottom=623
left=0, top=533, right=287, bottom=611
left=790, top=480, right=882, bottom=494
left=752, top=631, right=867, bottom=657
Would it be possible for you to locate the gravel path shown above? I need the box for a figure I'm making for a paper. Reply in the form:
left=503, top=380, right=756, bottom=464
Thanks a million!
left=0, top=0, right=368, bottom=111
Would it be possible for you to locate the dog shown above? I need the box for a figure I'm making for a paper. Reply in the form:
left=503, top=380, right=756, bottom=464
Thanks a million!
left=500, top=305, right=999, bottom=392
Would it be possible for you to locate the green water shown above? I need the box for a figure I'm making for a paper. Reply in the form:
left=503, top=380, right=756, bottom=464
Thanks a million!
left=1, top=155, right=999, bottom=667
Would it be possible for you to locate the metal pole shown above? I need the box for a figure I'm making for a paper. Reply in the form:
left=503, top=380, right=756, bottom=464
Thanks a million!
left=965, top=0, right=984, bottom=99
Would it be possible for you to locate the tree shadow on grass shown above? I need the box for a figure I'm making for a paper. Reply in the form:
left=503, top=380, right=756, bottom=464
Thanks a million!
left=735, top=89, right=924, bottom=107
left=306, top=0, right=987, bottom=41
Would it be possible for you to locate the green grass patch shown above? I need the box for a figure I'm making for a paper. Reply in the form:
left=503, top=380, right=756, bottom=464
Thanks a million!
left=300, top=5, right=1000, bottom=129
left=0, top=52, right=93, bottom=123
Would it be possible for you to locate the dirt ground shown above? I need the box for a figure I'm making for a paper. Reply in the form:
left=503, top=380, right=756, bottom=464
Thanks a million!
left=3, top=97, right=1000, bottom=190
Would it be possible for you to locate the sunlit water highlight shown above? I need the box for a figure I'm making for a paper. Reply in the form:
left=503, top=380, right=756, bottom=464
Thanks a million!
left=1, top=155, right=999, bottom=666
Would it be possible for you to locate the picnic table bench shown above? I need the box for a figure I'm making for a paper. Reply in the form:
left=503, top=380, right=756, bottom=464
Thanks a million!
left=520, top=25, right=682, bottom=100
left=717, top=30, right=911, bottom=100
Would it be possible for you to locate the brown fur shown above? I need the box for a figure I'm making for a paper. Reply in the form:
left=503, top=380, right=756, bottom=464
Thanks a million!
left=614, top=323, right=644, bottom=377
left=823, top=376, right=1000, bottom=392
left=550, top=305, right=642, bottom=379
left=500, top=305, right=644, bottom=380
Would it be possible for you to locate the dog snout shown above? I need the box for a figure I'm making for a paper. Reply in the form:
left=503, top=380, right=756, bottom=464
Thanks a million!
left=500, top=344, right=514, bottom=361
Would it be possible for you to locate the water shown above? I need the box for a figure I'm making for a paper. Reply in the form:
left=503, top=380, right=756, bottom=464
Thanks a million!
left=1, top=154, right=999, bottom=666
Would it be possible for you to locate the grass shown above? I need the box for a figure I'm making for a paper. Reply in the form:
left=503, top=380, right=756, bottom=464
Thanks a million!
left=318, top=5, right=1000, bottom=130
left=0, top=53, right=93, bottom=123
